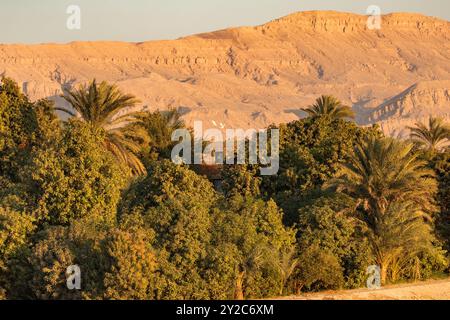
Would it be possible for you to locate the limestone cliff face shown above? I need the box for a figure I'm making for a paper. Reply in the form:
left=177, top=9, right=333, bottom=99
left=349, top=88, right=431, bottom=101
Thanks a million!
left=368, top=81, right=450, bottom=136
left=0, top=11, right=449, bottom=134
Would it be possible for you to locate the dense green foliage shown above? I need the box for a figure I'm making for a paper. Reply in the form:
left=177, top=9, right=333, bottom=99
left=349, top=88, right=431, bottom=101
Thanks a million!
left=138, top=109, right=186, bottom=162
left=207, top=195, right=296, bottom=299
left=0, top=78, right=448, bottom=299
left=120, top=160, right=217, bottom=299
left=431, top=152, right=450, bottom=254
left=408, top=117, right=450, bottom=152
left=294, top=194, right=371, bottom=290
left=59, top=79, right=147, bottom=175
left=31, top=120, right=128, bottom=226
left=328, top=137, right=444, bottom=283
left=260, top=116, right=381, bottom=224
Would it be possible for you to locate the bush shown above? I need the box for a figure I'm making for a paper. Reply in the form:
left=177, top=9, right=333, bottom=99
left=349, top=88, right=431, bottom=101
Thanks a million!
left=8, top=219, right=159, bottom=300
left=206, top=195, right=296, bottom=299
left=293, top=245, right=344, bottom=292
left=295, top=195, right=371, bottom=289
left=0, top=207, right=35, bottom=297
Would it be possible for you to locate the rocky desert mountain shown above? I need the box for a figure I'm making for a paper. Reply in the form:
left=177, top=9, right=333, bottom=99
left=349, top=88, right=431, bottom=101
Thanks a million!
left=0, top=11, right=449, bottom=135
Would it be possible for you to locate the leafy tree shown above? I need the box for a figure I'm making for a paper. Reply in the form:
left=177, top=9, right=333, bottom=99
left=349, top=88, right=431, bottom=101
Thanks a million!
left=0, top=207, right=36, bottom=298
left=0, top=77, right=60, bottom=183
left=329, top=137, right=441, bottom=284
left=58, top=79, right=147, bottom=175
left=11, top=221, right=107, bottom=299
left=0, top=78, right=61, bottom=298
left=262, top=116, right=381, bottom=222
left=0, top=78, right=129, bottom=225
left=0, top=208, right=35, bottom=262
left=430, top=152, right=450, bottom=253
left=408, top=117, right=450, bottom=153
left=206, top=195, right=296, bottom=299
left=7, top=218, right=160, bottom=300
left=294, top=195, right=371, bottom=290
left=120, top=160, right=217, bottom=299
left=102, top=228, right=158, bottom=300
left=293, top=244, right=344, bottom=293
left=221, top=164, right=261, bottom=199
left=27, top=226, right=84, bottom=299
left=138, top=109, right=185, bottom=161
left=302, top=95, right=355, bottom=120
left=31, top=120, right=127, bottom=226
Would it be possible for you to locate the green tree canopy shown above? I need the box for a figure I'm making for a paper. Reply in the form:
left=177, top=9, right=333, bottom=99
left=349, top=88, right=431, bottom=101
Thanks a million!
left=294, top=194, right=371, bottom=290
left=328, top=136, right=444, bottom=284
left=138, top=108, right=185, bottom=162
left=0, top=77, right=60, bottom=183
left=431, top=152, right=450, bottom=253
left=206, top=195, right=296, bottom=299
left=120, top=160, right=217, bottom=299
left=59, top=79, right=147, bottom=175
left=31, top=120, right=127, bottom=226
left=262, top=116, right=381, bottom=222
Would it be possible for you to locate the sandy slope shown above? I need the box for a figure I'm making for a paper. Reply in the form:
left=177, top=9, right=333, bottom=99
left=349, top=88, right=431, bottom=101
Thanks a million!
left=279, top=279, right=450, bottom=300
left=0, top=11, right=449, bottom=134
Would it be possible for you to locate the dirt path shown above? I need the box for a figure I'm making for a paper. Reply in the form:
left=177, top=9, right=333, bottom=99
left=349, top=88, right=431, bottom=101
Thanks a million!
left=279, top=279, right=450, bottom=300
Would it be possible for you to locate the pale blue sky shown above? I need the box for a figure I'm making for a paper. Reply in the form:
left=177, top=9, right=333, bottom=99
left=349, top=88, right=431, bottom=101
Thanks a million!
left=0, top=0, right=448, bottom=44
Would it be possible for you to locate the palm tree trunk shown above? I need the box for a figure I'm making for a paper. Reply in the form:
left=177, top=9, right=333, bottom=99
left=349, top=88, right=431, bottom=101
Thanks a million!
left=279, top=278, right=285, bottom=296
left=294, top=280, right=303, bottom=295
left=380, top=262, right=388, bottom=286
left=234, top=271, right=245, bottom=300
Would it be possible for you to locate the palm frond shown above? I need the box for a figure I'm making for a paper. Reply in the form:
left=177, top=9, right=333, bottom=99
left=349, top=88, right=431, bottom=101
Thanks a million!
left=408, top=117, right=450, bottom=152
left=59, top=79, right=147, bottom=175
left=53, top=107, right=77, bottom=118
left=302, top=95, right=355, bottom=120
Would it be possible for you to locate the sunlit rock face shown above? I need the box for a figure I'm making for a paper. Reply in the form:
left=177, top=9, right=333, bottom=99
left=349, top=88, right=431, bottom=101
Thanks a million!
left=1, top=11, right=449, bottom=135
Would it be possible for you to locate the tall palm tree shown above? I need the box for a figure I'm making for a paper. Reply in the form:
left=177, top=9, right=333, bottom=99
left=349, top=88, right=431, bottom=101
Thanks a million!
left=328, top=137, right=437, bottom=284
left=57, top=79, right=147, bottom=175
left=270, top=247, right=298, bottom=296
left=302, top=95, right=355, bottom=120
left=408, top=117, right=450, bottom=152
left=143, top=109, right=184, bottom=143
left=368, top=200, right=435, bottom=284
left=139, top=108, right=185, bottom=159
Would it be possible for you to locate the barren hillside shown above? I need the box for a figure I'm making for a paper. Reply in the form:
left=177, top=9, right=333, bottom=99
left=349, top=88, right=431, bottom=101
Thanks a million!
left=1, top=11, right=449, bottom=134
